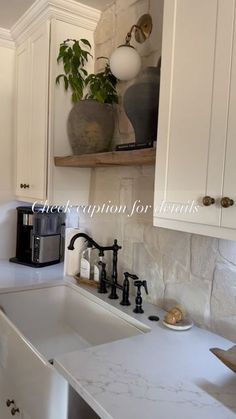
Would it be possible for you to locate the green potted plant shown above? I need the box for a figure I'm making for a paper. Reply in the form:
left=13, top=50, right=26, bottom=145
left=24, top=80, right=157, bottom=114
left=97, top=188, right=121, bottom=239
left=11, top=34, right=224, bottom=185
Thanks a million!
left=56, top=38, right=118, bottom=155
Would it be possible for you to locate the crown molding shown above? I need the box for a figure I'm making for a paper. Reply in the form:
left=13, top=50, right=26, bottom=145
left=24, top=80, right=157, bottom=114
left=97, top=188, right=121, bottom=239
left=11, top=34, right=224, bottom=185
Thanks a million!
left=11, top=0, right=101, bottom=44
left=0, top=27, right=15, bottom=49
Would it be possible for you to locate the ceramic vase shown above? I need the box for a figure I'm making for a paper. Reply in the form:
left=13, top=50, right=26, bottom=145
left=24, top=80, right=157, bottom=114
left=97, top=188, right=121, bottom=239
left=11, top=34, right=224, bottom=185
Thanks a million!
left=123, top=65, right=160, bottom=145
left=67, top=99, right=115, bottom=155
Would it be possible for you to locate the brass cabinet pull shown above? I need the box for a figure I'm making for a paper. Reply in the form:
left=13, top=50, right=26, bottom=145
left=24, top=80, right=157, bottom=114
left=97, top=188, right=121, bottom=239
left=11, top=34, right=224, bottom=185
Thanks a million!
left=20, top=183, right=30, bottom=189
left=202, top=196, right=215, bottom=206
left=6, top=399, right=14, bottom=407
left=11, top=407, right=20, bottom=416
left=221, top=197, right=234, bottom=208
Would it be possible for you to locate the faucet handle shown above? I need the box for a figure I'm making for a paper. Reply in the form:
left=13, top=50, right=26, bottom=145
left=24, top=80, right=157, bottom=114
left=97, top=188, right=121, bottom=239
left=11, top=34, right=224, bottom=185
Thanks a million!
left=97, top=261, right=108, bottom=294
left=134, top=280, right=148, bottom=294
left=124, top=272, right=139, bottom=281
left=142, top=280, right=148, bottom=295
left=120, top=272, right=135, bottom=306
left=113, top=239, right=122, bottom=251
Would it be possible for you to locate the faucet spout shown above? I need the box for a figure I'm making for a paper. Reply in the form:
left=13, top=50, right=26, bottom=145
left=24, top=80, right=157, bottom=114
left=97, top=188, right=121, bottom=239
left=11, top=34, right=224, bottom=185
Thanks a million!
left=68, top=233, right=104, bottom=256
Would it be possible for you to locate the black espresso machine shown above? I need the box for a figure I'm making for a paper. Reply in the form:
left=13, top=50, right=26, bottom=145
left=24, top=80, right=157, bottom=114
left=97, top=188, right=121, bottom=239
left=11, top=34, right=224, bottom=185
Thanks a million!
left=10, top=206, right=65, bottom=267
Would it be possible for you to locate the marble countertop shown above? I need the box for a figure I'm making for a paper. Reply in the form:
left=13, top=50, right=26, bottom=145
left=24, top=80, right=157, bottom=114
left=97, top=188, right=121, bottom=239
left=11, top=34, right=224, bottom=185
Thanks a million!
left=54, top=281, right=236, bottom=419
left=0, top=259, right=64, bottom=290
left=0, top=260, right=235, bottom=419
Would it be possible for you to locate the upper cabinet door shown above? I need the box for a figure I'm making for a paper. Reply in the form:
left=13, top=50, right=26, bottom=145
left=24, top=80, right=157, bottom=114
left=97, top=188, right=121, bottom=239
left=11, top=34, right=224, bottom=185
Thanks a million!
left=154, top=0, right=236, bottom=235
left=15, top=40, right=30, bottom=197
left=27, top=21, right=50, bottom=201
left=15, top=22, right=50, bottom=202
left=221, top=12, right=236, bottom=229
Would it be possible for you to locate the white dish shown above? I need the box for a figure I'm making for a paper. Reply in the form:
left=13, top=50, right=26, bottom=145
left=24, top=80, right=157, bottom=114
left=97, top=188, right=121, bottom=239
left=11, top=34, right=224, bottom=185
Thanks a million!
left=163, top=317, right=193, bottom=331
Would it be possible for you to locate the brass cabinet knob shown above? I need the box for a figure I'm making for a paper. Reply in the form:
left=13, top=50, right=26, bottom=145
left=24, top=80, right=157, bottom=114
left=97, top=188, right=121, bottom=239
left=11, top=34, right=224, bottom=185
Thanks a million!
left=20, top=183, right=30, bottom=189
left=11, top=407, right=20, bottom=416
left=20, top=183, right=24, bottom=189
left=6, top=399, right=14, bottom=407
left=221, top=197, right=234, bottom=208
left=202, top=196, right=215, bottom=206
left=25, top=184, right=30, bottom=188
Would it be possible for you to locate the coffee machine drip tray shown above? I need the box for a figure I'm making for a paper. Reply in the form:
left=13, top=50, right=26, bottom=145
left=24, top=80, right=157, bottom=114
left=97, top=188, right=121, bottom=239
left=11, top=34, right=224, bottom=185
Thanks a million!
left=9, top=257, right=61, bottom=268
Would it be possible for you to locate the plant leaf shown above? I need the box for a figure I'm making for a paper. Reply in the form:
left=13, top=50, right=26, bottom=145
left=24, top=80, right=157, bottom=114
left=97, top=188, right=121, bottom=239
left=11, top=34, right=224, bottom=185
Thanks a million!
left=64, top=75, right=69, bottom=90
left=56, top=38, right=118, bottom=104
left=72, top=92, right=78, bottom=103
left=80, top=68, right=88, bottom=76
left=73, top=41, right=81, bottom=56
left=80, top=39, right=91, bottom=49
left=55, top=74, right=64, bottom=84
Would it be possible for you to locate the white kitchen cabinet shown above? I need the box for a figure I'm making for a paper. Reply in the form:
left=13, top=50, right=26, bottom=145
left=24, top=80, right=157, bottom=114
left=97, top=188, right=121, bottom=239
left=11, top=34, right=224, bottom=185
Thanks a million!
left=0, top=311, right=67, bottom=419
left=0, top=368, right=15, bottom=418
left=0, top=365, right=23, bottom=418
left=15, top=40, right=30, bottom=201
left=14, top=1, right=100, bottom=205
left=154, top=0, right=236, bottom=240
left=15, top=22, right=49, bottom=201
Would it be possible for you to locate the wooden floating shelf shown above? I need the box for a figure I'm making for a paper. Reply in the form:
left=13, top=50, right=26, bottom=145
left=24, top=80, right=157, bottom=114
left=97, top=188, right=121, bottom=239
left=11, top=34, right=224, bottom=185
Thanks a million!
left=54, top=148, right=156, bottom=168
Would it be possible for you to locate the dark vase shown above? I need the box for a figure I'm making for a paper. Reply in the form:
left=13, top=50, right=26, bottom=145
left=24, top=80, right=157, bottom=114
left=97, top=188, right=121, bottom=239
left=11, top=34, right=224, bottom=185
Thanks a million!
left=67, top=99, right=115, bottom=155
left=123, top=65, right=160, bottom=145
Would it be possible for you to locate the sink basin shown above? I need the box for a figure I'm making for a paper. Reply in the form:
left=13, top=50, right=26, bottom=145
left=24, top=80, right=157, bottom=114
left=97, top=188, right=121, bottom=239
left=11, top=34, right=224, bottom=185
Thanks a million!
left=0, top=283, right=144, bottom=360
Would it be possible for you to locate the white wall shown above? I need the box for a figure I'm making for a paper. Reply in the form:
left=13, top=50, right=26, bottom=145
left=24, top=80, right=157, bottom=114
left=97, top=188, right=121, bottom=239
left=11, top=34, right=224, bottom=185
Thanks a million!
left=0, top=43, right=18, bottom=259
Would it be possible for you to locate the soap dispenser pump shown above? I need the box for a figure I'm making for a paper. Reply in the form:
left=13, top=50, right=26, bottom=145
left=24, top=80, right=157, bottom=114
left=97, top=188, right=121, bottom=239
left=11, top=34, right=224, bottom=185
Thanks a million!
left=120, top=272, right=138, bottom=306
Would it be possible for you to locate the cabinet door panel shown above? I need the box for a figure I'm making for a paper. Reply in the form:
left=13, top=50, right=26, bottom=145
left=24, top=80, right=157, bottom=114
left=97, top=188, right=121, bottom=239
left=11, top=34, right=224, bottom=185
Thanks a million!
left=0, top=367, right=13, bottom=419
left=154, top=0, right=234, bottom=228
left=27, top=22, right=50, bottom=201
left=0, top=312, right=67, bottom=419
left=207, top=0, right=235, bottom=206
left=15, top=41, right=30, bottom=197
left=221, top=9, right=236, bottom=229
left=0, top=346, right=23, bottom=418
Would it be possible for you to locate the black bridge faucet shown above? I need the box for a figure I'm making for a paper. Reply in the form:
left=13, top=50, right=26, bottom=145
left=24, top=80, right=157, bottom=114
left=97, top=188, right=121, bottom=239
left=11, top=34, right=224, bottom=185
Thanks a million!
left=68, top=233, right=122, bottom=299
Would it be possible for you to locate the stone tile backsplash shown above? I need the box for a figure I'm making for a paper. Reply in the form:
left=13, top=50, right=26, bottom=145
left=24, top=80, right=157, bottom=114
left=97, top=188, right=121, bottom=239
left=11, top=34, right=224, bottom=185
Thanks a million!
left=75, top=0, right=236, bottom=342
left=76, top=165, right=236, bottom=342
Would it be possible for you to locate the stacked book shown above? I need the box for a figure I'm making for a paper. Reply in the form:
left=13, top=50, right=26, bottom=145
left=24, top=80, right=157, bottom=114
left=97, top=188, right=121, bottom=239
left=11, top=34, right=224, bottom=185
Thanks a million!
left=116, top=141, right=154, bottom=151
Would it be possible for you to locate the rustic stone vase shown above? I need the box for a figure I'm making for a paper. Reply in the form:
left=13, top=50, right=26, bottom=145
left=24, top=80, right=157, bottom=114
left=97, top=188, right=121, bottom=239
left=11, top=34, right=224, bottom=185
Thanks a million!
left=67, top=99, right=115, bottom=155
left=123, top=66, right=160, bottom=145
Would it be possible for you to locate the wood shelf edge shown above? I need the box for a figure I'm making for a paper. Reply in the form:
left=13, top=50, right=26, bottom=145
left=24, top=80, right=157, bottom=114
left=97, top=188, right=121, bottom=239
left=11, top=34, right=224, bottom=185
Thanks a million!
left=54, top=148, right=156, bottom=168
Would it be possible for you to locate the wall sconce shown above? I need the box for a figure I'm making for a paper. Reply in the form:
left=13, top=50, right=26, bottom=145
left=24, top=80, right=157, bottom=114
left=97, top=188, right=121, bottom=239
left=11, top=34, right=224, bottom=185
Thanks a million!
left=109, top=14, right=153, bottom=81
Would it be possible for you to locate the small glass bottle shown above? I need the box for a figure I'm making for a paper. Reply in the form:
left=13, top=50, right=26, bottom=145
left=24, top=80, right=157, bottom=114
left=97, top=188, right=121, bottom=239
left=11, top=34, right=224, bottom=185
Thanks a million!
left=80, top=244, right=92, bottom=279
left=93, top=255, right=104, bottom=282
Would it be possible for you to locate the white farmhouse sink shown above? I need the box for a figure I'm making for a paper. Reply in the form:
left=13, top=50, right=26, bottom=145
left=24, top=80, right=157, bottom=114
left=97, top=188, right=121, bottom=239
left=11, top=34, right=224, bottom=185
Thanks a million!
left=0, top=283, right=144, bottom=360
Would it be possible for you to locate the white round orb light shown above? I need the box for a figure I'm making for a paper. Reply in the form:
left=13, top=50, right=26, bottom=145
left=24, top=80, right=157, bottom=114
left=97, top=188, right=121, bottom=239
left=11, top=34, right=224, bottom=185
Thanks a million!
left=109, top=45, right=142, bottom=81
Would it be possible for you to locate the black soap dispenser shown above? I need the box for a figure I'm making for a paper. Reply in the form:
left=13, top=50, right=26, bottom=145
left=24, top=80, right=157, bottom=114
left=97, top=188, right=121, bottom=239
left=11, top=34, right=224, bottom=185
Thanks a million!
left=120, top=272, right=138, bottom=306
